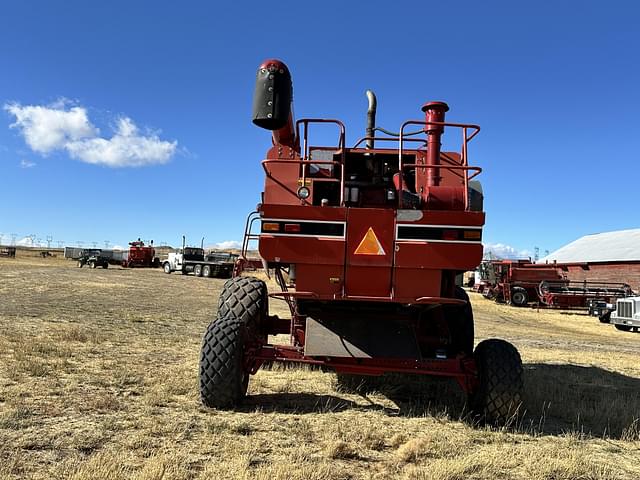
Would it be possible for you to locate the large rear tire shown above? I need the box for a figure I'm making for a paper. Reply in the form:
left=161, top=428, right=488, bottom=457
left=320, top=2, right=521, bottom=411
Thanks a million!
left=199, top=276, right=268, bottom=408
left=194, top=264, right=203, bottom=277
left=202, top=265, right=212, bottom=278
left=199, top=316, right=249, bottom=408
left=217, top=276, right=268, bottom=332
left=471, top=339, right=523, bottom=425
left=163, top=263, right=172, bottom=274
left=510, top=287, right=528, bottom=307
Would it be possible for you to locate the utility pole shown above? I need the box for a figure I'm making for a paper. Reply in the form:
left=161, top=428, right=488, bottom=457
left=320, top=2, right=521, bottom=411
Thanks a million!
left=534, top=247, right=539, bottom=262
left=46, top=235, right=53, bottom=248
left=10, top=234, right=17, bottom=246
left=57, top=241, right=64, bottom=248
left=104, top=240, right=110, bottom=249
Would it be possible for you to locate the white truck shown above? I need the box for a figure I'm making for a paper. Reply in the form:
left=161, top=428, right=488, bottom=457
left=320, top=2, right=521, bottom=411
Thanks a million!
left=162, top=246, right=236, bottom=278
left=610, top=296, right=640, bottom=332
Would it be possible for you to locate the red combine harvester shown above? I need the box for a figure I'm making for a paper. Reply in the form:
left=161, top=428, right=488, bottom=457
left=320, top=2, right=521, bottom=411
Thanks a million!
left=482, top=259, right=631, bottom=309
left=122, top=239, right=159, bottom=268
left=199, top=59, right=523, bottom=423
left=485, top=260, right=564, bottom=306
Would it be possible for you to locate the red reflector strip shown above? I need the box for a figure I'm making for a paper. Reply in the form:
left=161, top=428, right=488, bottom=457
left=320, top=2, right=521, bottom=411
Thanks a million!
left=263, top=222, right=280, bottom=232
left=284, top=223, right=301, bottom=233
left=442, top=229, right=459, bottom=241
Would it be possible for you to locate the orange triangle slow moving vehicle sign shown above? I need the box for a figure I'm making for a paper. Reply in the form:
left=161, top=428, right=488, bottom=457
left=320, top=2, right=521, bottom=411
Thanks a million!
left=354, top=227, right=386, bottom=255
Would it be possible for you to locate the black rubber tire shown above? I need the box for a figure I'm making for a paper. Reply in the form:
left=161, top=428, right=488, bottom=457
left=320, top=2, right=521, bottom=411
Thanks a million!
left=615, top=324, right=632, bottom=332
left=102, top=263, right=108, bottom=269
left=90, top=261, right=96, bottom=269
left=199, top=316, right=248, bottom=408
left=77, top=261, right=83, bottom=268
left=471, top=339, right=523, bottom=425
left=163, top=263, right=172, bottom=274
left=598, top=312, right=611, bottom=324
left=194, top=264, right=203, bottom=277
left=202, top=265, right=211, bottom=278
left=445, top=286, right=474, bottom=356
left=510, top=287, right=528, bottom=307
left=217, top=276, right=268, bottom=331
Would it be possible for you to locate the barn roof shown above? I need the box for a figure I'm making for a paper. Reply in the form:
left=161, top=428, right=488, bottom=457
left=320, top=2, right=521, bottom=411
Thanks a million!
left=538, top=229, right=640, bottom=264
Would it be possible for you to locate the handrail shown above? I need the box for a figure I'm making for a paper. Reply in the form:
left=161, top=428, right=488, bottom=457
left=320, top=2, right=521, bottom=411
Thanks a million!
left=295, top=119, right=346, bottom=204
left=352, top=136, right=428, bottom=149
left=241, top=211, right=261, bottom=258
left=399, top=120, right=481, bottom=209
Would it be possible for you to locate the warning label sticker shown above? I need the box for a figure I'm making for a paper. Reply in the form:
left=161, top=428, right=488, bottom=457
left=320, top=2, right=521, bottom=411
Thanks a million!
left=354, top=227, right=386, bottom=255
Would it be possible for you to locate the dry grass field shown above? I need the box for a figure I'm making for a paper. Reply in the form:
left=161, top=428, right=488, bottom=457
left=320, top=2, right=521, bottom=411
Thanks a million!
left=1, top=257, right=639, bottom=479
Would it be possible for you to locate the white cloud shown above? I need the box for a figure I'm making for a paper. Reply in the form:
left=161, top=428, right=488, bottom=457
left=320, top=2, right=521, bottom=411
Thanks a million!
left=20, top=159, right=36, bottom=168
left=484, top=242, right=531, bottom=260
left=65, top=117, right=177, bottom=167
left=5, top=102, right=96, bottom=153
left=5, top=101, right=177, bottom=167
left=215, top=240, right=242, bottom=249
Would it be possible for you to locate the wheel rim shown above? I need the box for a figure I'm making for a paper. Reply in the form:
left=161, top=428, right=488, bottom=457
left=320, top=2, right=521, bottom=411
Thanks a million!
left=513, top=292, right=525, bottom=305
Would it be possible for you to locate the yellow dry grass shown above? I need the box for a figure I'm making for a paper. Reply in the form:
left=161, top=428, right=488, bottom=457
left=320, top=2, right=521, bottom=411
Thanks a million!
left=0, top=257, right=639, bottom=479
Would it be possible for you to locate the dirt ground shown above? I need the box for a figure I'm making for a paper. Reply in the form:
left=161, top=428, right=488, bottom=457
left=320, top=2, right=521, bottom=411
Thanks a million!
left=1, top=257, right=639, bottom=479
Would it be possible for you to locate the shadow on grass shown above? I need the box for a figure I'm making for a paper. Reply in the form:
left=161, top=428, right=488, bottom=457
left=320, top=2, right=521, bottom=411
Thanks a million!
left=244, top=364, right=640, bottom=439
left=522, top=363, right=640, bottom=438
left=240, top=392, right=390, bottom=414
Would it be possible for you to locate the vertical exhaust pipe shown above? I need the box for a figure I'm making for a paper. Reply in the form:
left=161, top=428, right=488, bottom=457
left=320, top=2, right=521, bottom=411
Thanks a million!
left=365, top=90, right=377, bottom=149
left=421, top=101, right=449, bottom=187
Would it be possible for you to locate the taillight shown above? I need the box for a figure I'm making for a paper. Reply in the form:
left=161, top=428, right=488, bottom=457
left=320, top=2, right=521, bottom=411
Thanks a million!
left=463, top=230, right=482, bottom=240
left=442, top=229, right=458, bottom=241
left=263, top=222, right=280, bottom=232
left=284, top=223, right=301, bottom=233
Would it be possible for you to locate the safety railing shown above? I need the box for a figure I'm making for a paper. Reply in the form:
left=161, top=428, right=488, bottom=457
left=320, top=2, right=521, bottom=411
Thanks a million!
left=399, top=120, right=482, bottom=210
left=262, top=118, right=483, bottom=209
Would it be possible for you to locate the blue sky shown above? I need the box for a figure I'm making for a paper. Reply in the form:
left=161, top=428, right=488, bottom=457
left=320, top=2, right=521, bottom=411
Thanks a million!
left=1, top=1, right=638, bottom=255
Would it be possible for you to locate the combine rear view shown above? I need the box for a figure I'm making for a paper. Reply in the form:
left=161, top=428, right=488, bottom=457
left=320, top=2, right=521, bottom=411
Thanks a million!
left=199, top=59, right=524, bottom=423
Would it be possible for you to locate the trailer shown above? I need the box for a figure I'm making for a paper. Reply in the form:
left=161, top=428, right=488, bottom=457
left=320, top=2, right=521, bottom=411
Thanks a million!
left=197, top=59, right=524, bottom=424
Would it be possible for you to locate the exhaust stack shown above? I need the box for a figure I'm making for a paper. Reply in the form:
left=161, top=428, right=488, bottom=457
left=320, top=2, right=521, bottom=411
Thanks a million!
left=252, top=59, right=297, bottom=150
left=365, top=90, right=377, bottom=149
left=421, top=101, right=449, bottom=187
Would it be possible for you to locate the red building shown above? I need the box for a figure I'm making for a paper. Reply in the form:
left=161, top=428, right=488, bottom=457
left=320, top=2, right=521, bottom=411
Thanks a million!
left=538, top=229, right=640, bottom=292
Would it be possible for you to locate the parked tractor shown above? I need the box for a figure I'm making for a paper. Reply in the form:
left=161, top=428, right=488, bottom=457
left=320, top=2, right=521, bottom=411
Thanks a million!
left=77, top=249, right=109, bottom=269
left=199, top=59, right=524, bottom=423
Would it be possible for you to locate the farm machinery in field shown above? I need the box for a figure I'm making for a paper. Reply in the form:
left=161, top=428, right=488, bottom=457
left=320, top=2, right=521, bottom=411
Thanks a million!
left=479, top=259, right=631, bottom=310
left=199, top=59, right=524, bottom=423
left=122, top=239, right=159, bottom=268
left=77, top=249, right=109, bottom=269
left=162, top=236, right=237, bottom=278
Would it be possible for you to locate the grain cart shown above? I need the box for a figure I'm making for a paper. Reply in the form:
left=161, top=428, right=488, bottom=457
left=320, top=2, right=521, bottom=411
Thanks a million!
left=122, top=239, right=159, bottom=268
left=199, top=59, right=523, bottom=423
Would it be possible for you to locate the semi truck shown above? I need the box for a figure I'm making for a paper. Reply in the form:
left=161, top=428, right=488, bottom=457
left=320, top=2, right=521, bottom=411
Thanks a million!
left=162, top=238, right=236, bottom=278
left=610, top=296, right=640, bottom=332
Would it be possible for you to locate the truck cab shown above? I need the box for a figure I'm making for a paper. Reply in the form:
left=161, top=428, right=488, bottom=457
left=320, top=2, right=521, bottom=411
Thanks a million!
left=163, top=247, right=204, bottom=274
